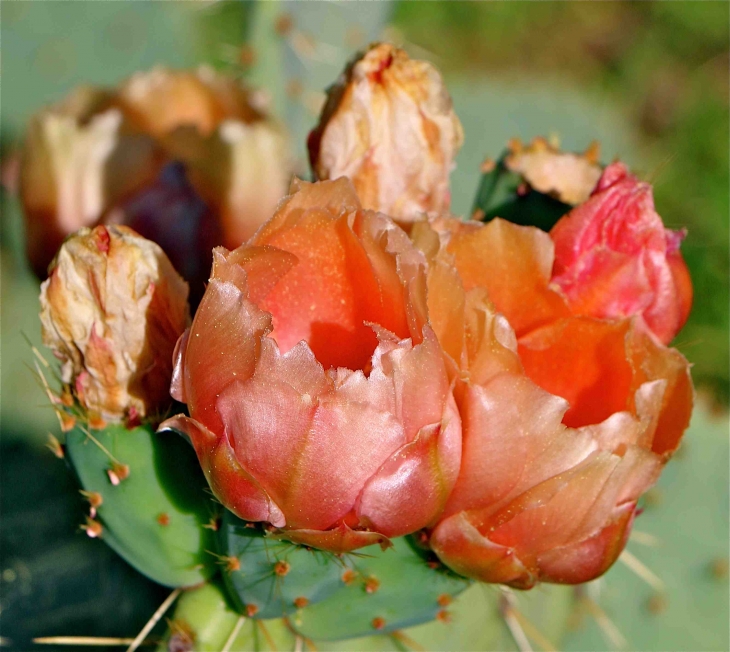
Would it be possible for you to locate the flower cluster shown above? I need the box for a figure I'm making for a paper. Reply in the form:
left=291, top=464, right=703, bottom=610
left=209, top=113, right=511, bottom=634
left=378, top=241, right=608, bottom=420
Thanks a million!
left=34, top=43, right=693, bottom=590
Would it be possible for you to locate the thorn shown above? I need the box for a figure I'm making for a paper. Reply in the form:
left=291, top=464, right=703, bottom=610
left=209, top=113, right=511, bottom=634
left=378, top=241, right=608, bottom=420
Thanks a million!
left=710, top=558, right=729, bottom=580
left=256, top=619, right=276, bottom=650
left=274, top=560, right=291, bottom=576
left=245, top=604, right=259, bottom=618
left=364, top=575, right=380, bottom=594
left=480, top=158, right=496, bottom=174
left=81, top=517, right=103, bottom=539
left=341, top=569, right=357, bottom=585
left=238, top=44, right=256, bottom=69
left=221, top=615, right=245, bottom=652
left=33, top=636, right=143, bottom=646
left=471, top=208, right=486, bottom=222
left=437, top=594, right=452, bottom=607
left=126, top=588, right=182, bottom=652
left=274, top=12, right=293, bottom=36
left=46, top=434, right=65, bottom=459
left=645, top=592, right=668, bottom=615
left=293, top=596, right=309, bottom=609
left=499, top=592, right=532, bottom=652
left=87, top=412, right=107, bottom=431
left=207, top=550, right=241, bottom=573
left=371, top=617, right=385, bottom=630
left=294, top=635, right=304, bottom=652
left=80, top=491, right=103, bottom=519
left=390, top=631, right=426, bottom=651
left=426, top=560, right=441, bottom=570
left=156, top=513, right=170, bottom=527
left=202, top=517, right=220, bottom=531
left=619, top=550, right=665, bottom=592
left=107, top=463, right=130, bottom=486
left=580, top=594, right=628, bottom=650
left=436, top=609, right=451, bottom=624
left=629, top=530, right=661, bottom=547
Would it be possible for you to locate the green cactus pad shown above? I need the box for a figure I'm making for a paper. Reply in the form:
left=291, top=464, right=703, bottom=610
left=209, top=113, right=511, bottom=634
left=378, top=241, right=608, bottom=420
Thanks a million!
left=159, top=580, right=295, bottom=652
left=218, top=510, right=350, bottom=619
left=289, top=537, right=471, bottom=641
left=472, top=152, right=572, bottom=231
left=65, top=423, right=217, bottom=587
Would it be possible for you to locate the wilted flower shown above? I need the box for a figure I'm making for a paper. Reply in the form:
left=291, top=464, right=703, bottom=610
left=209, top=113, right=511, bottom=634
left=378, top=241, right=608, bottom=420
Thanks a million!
left=40, top=225, right=190, bottom=421
left=162, top=178, right=461, bottom=553
left=504, top=136, right=603, bottom=206
left=20, top=86, right=159, bottom=277
left=550, top=161, right=692, bottom=344
left=20, top=66, right=290, bottom=279
left=413, top=212, right=692, bottom=587
left=308, top=43, right=463, bottom=223
left=120, top=66, right=290, bottom=249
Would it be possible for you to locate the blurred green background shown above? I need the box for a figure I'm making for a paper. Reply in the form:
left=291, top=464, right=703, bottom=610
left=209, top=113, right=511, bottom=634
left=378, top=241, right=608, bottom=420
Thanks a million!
left=1, top=2, right=728, bottom=650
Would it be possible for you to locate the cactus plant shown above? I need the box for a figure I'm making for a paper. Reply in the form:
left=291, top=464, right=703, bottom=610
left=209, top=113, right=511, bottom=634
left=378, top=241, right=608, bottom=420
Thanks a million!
left=65, top=422, right=217, bottom=587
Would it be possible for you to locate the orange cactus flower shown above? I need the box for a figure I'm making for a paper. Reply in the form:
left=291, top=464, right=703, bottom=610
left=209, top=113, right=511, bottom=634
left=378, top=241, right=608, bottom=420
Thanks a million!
left=161, top=178, right=461, bottom=553
left=415, top=208, right=692, bottom=588
left=550, top=161, right=692, bottom=345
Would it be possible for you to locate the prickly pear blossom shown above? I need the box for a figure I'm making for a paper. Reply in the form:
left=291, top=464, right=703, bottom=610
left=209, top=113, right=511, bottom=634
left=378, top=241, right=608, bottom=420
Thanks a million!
left=308, top=43, right=464, bottom=223
left=40, top=225, right=190, bottom=421
left=550, top=161, right=692, bottom=344
left=414, top=209, right=692, bottom=588
left=162, top=178, right=461, bottom=553
left=20, top=66, right=289, bottom=278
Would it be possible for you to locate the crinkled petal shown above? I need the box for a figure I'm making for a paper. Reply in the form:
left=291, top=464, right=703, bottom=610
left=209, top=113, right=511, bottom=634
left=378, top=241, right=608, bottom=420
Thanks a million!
left=159, top=414, right=284, bottom=526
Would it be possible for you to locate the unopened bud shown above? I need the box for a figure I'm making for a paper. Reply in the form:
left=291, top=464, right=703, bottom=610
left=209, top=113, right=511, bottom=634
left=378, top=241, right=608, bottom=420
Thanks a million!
left=309, top=43, right=463, bottom=223
left=39, top=225, right=189, bottom=421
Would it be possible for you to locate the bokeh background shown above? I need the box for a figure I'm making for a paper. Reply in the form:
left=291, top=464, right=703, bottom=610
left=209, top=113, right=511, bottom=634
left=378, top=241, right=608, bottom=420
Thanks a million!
left=1, top=2, right=728, bottom=650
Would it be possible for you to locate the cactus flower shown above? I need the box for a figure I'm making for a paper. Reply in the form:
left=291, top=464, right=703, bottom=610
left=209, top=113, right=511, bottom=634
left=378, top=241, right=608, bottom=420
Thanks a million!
left=308, top=43, right=464, bottom=224
left=119, top=66, right=291, bottom=249
left=40, top=225, right=190, bottom=421
left=550, top=161, right=692, bottom=344
left=414, top=212, right=692, bottom=588
left=20, top=67, right=290, bottom=278
left=162, top=178, right=461, bottom=553
left=20, top=86, right=159, bottom=277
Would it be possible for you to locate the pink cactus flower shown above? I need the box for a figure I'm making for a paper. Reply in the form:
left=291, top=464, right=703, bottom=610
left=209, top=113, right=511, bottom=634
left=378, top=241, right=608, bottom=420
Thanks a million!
left=162, top=178, right=461, bottom=553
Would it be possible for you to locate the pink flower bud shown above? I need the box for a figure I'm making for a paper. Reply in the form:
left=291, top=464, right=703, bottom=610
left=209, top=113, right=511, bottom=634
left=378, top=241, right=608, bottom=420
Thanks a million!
left=308, top=43, right=463, bottom=223
left=40, top=225, right=190, bottom=421
left=162, top=178, right=461, bottom=553
left=550, top=162, right=692, bottom=344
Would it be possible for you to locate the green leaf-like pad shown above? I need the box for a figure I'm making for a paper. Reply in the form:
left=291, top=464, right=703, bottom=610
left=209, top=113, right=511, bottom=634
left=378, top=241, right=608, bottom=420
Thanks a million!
left=65, top=423, right=216, bottom=587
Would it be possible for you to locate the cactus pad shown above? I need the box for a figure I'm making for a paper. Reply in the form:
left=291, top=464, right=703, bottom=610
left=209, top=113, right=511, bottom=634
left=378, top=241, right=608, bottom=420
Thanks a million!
left=65, top=423, right=217, bottom=587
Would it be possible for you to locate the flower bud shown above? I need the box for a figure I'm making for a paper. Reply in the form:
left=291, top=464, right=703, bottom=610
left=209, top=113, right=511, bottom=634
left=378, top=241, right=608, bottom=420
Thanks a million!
left=20, top=87, right=158, bottom=277
left=550, top=162, right=692, bottom=344
left=308, top=43, right=463, bottom=223
left=40, top=225, right=190, bottom=421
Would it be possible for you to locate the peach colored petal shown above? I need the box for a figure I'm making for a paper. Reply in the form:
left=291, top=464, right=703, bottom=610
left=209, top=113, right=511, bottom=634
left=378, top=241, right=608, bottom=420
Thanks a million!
left=357, top=392, right=461, bottom=537
left=535, top=502, right=635, bottom=584
left=159, top=415, right=284, bottom=526
left=183, top=261, right=271, bottom=433
left=430, top=512, right=535, bottom=588
left=443, top=217, right=569, bottom=336
left=518, top=317, right=634, bottom=427
left=628, top=328, right=694, bottom=456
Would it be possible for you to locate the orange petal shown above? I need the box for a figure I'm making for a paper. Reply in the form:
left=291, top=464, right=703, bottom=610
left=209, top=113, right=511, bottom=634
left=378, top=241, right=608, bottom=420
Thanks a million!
left=444, top=218, right=569, bottom=337
left=518, top=316, right=634, bottom=427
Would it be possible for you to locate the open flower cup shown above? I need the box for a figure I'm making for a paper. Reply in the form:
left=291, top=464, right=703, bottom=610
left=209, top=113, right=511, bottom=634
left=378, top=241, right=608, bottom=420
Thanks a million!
left=417, top=200, right=692, bottom=588
left=162, top=178, right=462, bottom=553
